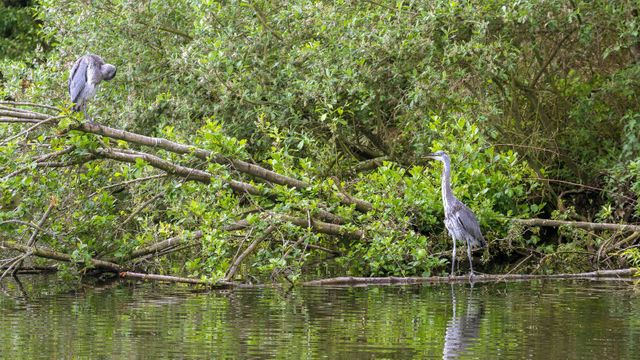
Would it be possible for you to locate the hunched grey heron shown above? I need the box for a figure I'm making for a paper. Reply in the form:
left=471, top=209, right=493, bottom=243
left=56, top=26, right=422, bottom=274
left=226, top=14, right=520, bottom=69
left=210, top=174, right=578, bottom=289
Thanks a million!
left=426, top=151, right=486, bottom=276
left=68, top=54, right=116, bottom=120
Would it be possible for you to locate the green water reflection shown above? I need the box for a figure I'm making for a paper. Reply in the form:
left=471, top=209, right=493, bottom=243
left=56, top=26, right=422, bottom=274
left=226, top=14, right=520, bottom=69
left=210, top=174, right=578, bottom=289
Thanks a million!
left=1, top=276, right=638, bottom=359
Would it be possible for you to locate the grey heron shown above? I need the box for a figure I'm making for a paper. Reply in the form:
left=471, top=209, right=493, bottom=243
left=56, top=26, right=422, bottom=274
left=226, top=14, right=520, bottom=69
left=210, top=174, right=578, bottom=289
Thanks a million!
left=68, top=54, right=116, bottom=120
left=425, top=151, right=486, bottom=276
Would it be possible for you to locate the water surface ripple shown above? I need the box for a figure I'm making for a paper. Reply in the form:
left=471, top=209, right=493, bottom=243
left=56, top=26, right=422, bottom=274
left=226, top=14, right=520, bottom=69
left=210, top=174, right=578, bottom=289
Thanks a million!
left=1, top=277, right=638, bottom=359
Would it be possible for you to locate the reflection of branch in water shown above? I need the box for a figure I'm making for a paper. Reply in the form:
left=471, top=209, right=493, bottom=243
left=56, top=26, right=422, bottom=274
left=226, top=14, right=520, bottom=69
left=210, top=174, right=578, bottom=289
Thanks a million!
left=12, top=275, right=30, bottom=301
left=443, top=283, right=485, bottom=359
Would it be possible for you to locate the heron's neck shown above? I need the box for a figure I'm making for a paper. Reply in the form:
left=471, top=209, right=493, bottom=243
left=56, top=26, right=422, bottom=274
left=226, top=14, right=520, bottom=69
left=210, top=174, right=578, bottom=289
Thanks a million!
left=441, top=159, right=454, bottom=207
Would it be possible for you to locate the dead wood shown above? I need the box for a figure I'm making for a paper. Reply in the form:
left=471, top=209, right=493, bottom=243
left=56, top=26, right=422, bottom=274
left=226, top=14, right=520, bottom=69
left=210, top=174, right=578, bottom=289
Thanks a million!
left=117, top=231, right=204, bottom=262
left=515, top=218, right=640, bottom=232
left=302, top=268, right=638, bottom=286
left=1, top=240, right=124, bottom=272
left=224, top=225, right=276, bottom=281
left=77, top=122, right=372, bottom=211
left=118, top=271, right=236, bottom=287
left=0, top=265, right=58, bottom=274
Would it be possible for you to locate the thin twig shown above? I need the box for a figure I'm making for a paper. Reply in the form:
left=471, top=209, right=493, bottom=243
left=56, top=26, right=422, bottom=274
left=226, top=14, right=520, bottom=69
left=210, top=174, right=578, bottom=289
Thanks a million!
left=0, top=116, right=66, bottom=146
left=90, top=174, right=167, bottom=197
left=120, top=193, right=164, bottom=227
left=224, top=225, right=276, bottom=281
left=34, top=146, right=76, bottom=162
left=531, top=178, right=637, bottom=204
left=0, top=101, right=59, bottom=111
left=5, top=200, right=57, bottom=278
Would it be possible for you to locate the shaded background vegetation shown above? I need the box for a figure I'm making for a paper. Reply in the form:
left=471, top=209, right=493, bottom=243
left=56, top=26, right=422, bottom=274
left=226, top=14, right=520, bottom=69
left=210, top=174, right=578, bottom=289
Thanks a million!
left=1, top=0, right=639, bottom=281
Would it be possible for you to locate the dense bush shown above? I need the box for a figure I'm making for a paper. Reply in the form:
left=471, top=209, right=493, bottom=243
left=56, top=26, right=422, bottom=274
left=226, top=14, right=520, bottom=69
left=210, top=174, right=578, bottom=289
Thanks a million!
left=1, top=0, right=639, bottom=280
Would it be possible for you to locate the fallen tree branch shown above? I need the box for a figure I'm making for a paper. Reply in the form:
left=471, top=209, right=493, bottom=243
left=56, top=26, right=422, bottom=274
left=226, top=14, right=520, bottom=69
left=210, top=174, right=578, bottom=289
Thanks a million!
left=36, top=154, right=97, bottom=168
left=77, top=122, right=373, bottom=211
left=0, top=109, right=49, bottom=120
left=95, top=147, right=263, bottom=195
left=0, top=101, right=59, bottom=112
left=514, top=218, right=640, bottom=232
left=0, top=116, right=65, bottom=146
left=277, top=213, right=365, bottom=240
left=118, top=271, right=235, bottom=287
left=79, top=122, right=308, bottom=187
left=0, top=265, right=58, bottom=273
left=34, top=145, right=76, bottom=162
left=118, top=212, right=363, bottom=264
left=1, top=201, right=56, bottom=279
left=2, top=109, right=373, bottom=213
left=117, top=230, right=204, bottom=262
left=0, top=240, right=124, bottom=272
left=0, top=117, right=41, bottom=124
left=95, top=173, right=167, bottom=193
left=303, top=268, right=638, bottom=286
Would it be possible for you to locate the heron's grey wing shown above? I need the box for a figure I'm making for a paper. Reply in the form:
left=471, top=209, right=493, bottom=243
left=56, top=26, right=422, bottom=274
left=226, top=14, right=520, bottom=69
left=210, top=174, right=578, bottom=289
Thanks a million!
left=455, top=204, right=485, bottom=244
left=69, top=57, right=88, bottom=103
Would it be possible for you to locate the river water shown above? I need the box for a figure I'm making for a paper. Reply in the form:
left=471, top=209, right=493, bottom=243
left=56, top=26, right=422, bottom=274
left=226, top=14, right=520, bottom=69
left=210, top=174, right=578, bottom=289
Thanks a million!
left=1, top=276, right=638, bottom=359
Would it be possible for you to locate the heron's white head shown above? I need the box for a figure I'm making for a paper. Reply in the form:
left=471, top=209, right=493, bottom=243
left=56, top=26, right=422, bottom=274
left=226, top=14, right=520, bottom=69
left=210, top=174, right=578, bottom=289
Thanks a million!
left=425, top=150, right=450, bottom=163
left=101, top=64, right=117, bottom=81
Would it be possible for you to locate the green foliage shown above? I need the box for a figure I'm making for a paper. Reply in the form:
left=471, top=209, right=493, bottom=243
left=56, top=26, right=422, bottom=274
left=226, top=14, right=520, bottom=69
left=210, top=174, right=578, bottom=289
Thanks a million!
left=623, top=248, right=640, bottom=269
left=4, top=0, right=640, bottom=282
left=0, top=0, right=43, bottom=60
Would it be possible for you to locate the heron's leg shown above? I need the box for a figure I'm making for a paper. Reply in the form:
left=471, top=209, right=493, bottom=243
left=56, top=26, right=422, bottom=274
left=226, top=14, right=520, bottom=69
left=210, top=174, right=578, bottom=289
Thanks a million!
left=450, top=238, right=456, bottom=276
left=466, top=241, right=474, bottom=277
left=82, top=103, right=94, bottom=123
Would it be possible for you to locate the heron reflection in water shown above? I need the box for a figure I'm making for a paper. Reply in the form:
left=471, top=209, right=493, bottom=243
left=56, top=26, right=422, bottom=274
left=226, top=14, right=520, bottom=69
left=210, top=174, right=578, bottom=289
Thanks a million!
left=442, top=283, right=485, bottom=359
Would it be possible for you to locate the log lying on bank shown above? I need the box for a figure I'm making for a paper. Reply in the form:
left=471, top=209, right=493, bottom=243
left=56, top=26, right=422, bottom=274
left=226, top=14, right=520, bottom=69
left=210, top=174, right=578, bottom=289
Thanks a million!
left=1, top=240, right=124, bottom=272
left=1, top=239, right=237, bottom=287
left=302, top=268, right=638, bottom=286
left=515, top=218, right=640, bottom=232
left=0, top=265, right=58, bottom=274
left=118, top=271, right=236, bottom=287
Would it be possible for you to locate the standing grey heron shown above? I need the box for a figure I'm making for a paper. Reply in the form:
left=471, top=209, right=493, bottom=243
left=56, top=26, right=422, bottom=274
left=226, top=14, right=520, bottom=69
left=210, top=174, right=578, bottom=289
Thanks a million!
left=426, top=151, right=486, bottom=276
left=68, top=54, right=116, bottom=120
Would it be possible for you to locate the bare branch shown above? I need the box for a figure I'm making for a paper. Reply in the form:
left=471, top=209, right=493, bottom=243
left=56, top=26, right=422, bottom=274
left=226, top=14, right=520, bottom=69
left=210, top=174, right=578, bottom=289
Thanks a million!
left=34, top=146, right=76, bottom=162
left=225, top=225, right=276, bottom=281
left=0, top=109, right=49, bottom=120
left=118, top=271, right=235, bottom=287
left=0, top=117, right=41, bottom=124
left=0, top=116, right=66, bottom=146
left=120, top=193, right=164, bottom=227
left=95, top=148, right=262, bottom=195
left=515, top=218, right=640, bottom=233
left=96, top=174, right=167, bottom=193
left=303, top=268, right=638, bottom=286
left=0, top=240, right=124, bottom=272
left=0, top=101, right=59, bottom=112
left=26, top=200, right=56, bottom=247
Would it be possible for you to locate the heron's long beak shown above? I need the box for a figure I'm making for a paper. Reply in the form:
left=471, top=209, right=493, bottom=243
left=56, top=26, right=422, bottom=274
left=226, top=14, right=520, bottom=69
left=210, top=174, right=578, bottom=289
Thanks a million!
left=424, top=153, right=440, bottom=160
